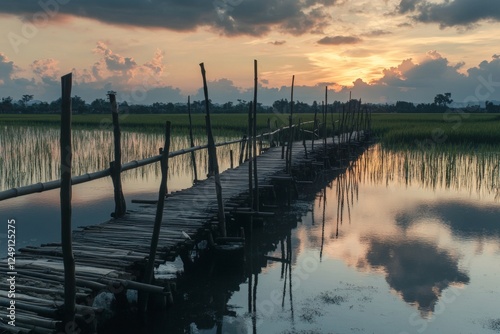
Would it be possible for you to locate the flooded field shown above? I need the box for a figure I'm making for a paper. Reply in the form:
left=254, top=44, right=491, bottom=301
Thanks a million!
left=1, top=126, right=500, bottom=333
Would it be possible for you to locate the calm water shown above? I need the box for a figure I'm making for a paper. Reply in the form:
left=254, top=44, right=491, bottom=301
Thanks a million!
left=1, top=126, right=500, bottom=333
left=0, top=125, right=242, bottom=254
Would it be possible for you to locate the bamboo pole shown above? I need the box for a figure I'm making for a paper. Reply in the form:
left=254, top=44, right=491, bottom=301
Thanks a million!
left=248, top=102, right=253, bottom=210
left=187, top=96, right=199, bottom=183
left=312, top=105, right=318, bottom=151
left=140, top=121, right=171, bottom=312
left=300, top=119, right=308, bottom=159
left=286, top=75, right=295, bottom=174
left=200, top=62, right=226, bottom=237
left=323, top=87, right=328, bottom=161
left=252, top=60, right=259, bottom=211
left=60, top=73, right=76, bottom=331
left=108, top=92, right=126, bottom=217
left=239, top=135, right=246, bottom=165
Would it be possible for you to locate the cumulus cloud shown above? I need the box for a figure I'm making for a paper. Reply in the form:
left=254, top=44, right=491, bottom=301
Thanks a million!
left=317, top=35, right=362, bottom=45
left=94, top=42, right=137, bottom=73
left=397, top=0, right=500, bottom=28
left=2, top=48, right=500, bottom=107
left=31, top=58, right=59, bottom=82
left=0, top=0, right=338, bottom=37
left=0, top=53, right=16, bottom=82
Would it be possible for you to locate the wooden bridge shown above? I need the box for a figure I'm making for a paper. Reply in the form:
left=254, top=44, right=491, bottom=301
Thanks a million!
left=0, top=131, right=369, bottom=334
left=0, top=71, right=372, bottom=334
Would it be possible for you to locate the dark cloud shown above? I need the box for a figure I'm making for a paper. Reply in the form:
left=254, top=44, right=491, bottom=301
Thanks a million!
left=398, top=0, right=500, bottom=28
left=0, top=0, right=337, bottom=37
left=397, top=22, right=413, bottom=28
left=362, top=29, right=392, bottom=37
left=269, top=40, right=287, bottom=46
left=397, top=0, right=421, bottom=14
left=317, top=35, right=361, bottom=45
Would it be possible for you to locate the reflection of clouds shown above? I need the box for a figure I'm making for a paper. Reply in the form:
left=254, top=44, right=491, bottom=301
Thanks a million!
left=363, top=237, right=469, bottom=316
left=395, top=201, right=500, bottom=239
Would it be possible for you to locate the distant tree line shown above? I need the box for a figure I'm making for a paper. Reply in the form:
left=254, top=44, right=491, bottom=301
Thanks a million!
left=1, top=92, right=500, bottom=114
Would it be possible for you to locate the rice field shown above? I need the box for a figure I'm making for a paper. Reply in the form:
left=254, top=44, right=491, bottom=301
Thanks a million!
left=2, top=112, right=500, bottom=147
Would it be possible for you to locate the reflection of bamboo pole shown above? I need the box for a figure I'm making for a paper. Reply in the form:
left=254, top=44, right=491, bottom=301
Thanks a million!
left=60, top=73, right=75, bottom=329
left=320, top=187, right=326, bottom=262
left=288, top=231, right=294, bottom=322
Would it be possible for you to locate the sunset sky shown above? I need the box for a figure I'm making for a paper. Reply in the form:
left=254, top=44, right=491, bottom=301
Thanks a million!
left=1, top=0, right=499, bottom=105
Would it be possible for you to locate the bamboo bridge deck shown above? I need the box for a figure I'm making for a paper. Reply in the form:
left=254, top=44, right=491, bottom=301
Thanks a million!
left=0, top=135, right=362, bottom=334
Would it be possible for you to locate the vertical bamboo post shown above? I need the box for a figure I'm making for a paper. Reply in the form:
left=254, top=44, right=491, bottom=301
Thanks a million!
left=340, top=104, right=346, bottom=144
left=253, top=60, right=259, bottom=211
left=286, top=75, right=295, bottom=175
left=301, top=119, right=307, bottom=159
left=239, top=135, right=246, bottom=165
left=268, top=118, right=273, bottom=147
left=200, top=63, right=226, bottom=237
left=140, top=121, right=171, bottom=312
left=187, top=96, right=199, bottom=183
left=248, top=102, right=253, bottom=210
left=275, top=120, right=280, bottom=146
left=312, top=105, right=318, bottom=151
left=323, top=87, right=328, bottom=161
left=60, top=73, right=75, bottom=330
left=322, top=101, right=326, bottom=163
left=108, top=92, right=127, bottom=217
left=230, top=150, right=234, bottom=169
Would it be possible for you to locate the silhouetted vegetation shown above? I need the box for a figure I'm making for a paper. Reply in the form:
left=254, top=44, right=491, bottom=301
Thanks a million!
left=1, top=92, right=499, bottom=115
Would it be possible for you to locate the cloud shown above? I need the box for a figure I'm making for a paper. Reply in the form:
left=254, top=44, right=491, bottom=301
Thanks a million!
left=94, top=42, right=137, bottom=73
left=398, top=0, right=500, bottom=28
left=3, top=47, right=500, bottom=107
left=362, top=29, right=392, bottom=37
left=0, top=0, right=338, bottom=37
left=317, top=35, right=361, bottom=45
left=31, top=58, right=59, bottom=81
left=269, top=40, right=287, bottom=46
left=0, top=53, right=15, bottom=85
left=397, top=0, right=420, bottom=14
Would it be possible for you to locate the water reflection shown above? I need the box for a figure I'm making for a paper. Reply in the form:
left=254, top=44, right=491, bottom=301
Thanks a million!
left=395, top=201, right=500, bottom=238
left=363, top=236, right=469, bottom=316
left=361, top=144, right=500, bottom=200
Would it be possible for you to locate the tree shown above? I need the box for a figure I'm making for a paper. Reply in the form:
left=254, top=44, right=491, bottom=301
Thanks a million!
left=20, top=94, right=34, bottom=106
left=72, top=96, right=88, bottom=113
left=0, top=96, right=13, bottom=113
left=485, top=101, right=500, bottom=113
left=90, top=98, right=107, bottom=113
left=272, top=98, right=288, bottom=113
left=434, top=93, right=453, bottom=107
